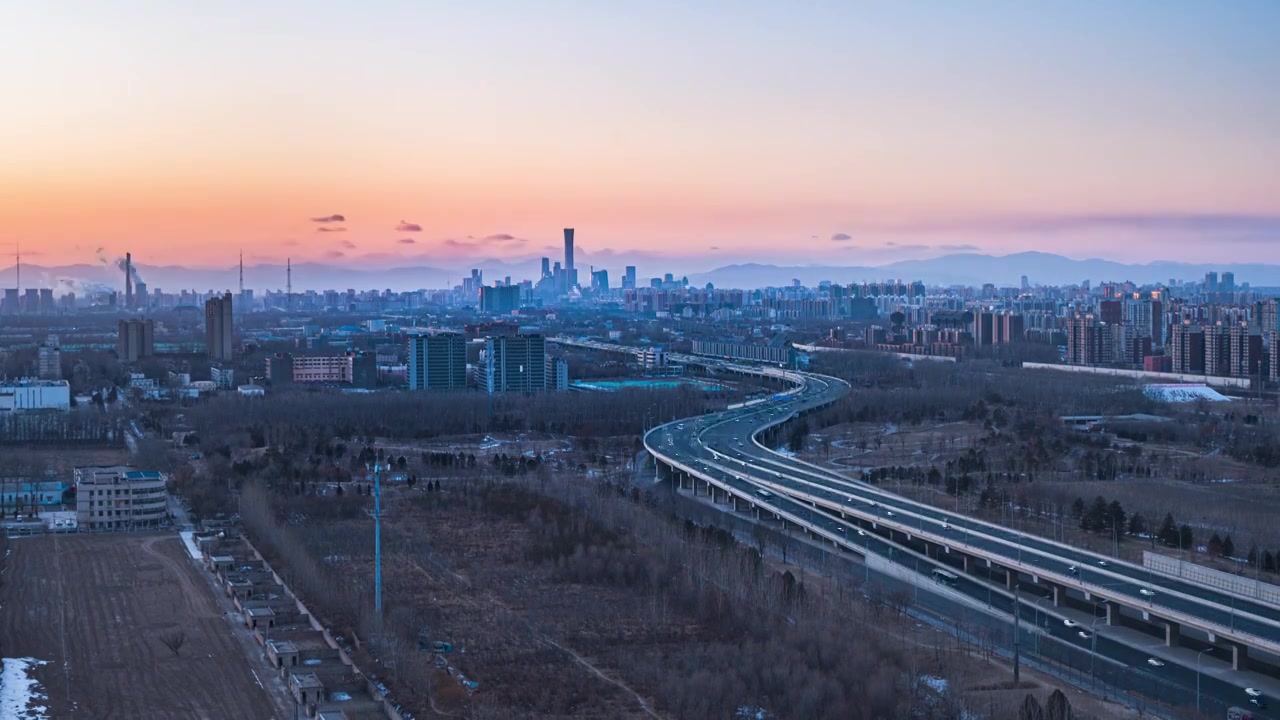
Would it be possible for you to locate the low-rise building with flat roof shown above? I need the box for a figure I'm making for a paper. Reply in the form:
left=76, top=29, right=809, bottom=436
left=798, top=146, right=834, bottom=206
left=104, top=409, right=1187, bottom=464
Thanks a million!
left=74, top=466, right=167, bottom=530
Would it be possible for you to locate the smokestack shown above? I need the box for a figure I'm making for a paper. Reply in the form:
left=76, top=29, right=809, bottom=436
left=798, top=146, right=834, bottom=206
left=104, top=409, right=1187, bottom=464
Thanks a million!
left=124, top=252, right=133, bottom=310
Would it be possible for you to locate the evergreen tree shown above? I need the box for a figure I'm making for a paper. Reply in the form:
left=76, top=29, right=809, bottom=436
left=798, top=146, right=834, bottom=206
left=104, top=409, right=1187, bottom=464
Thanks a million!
left=1179, top=524, right=1195, bottom=551
left=1208, top=533, right=1223, bottom=556
left=1071, top=497, right=1085, bottom=519
left=1248, top=544, right=1259, bottom=566
left=1222, top=535, right=1235, bottom=559
left=1157, top=513, right=1179, bottom=547
left=1084, top=496, right=1108, bottom=532
left=1107, top=500, right=1126, bottom=534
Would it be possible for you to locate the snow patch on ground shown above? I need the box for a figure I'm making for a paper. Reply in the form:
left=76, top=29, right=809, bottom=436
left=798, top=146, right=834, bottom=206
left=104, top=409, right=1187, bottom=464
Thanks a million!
left=735, top=707, right=770, bottom=719
left=178, top=531, right=202, bottom=561
left=920, top=675, right=948, bottom=694
left=1, top=657, right=50, bottom=719
left=330, top=691, right=352, bottom=701
left=1143, top=384, right=1231, bottom=403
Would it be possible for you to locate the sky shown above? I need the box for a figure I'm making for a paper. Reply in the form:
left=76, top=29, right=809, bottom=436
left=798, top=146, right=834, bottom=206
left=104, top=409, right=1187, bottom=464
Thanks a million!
left=2, top=1, right=1279, bottom=273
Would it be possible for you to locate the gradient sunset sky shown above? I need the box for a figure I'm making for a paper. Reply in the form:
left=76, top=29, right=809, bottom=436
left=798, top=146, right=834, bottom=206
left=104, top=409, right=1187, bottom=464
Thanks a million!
left=3, top=1, right=1278, bottom=270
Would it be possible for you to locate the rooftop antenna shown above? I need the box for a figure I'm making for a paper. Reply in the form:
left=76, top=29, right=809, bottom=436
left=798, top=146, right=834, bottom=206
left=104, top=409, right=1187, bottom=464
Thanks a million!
left=286, top=257, right=292, bottom=311
left=15, top=239, right=19, bottom=297
left=238, top=250, right=244, bottom=296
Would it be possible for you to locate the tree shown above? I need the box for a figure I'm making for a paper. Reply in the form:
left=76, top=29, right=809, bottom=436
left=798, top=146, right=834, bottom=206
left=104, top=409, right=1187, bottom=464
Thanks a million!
left=1248, top=544, right=1258, bottom=567
left=1106, top=500, right=1126, bottom=535
left=1157, top=513, right=1179, bottom=547
left=1071, top=497, right=1085, bottom=520
left=1127, top=512, right=1145, bottom=537
left=1178, top=524, right=1195, bottom=551
left=1208, top=533, right=1223, bottom=557
left=1221, top=534, right=1235, bottom=559
left=160, top=630, right=186, bottom=657
left=1082, top=496, right=1108, bottom=532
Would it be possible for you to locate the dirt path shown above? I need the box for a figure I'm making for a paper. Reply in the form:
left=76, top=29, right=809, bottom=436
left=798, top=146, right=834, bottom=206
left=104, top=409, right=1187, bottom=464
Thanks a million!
left=539, top=635, right=663, bottom=720
left=140, top=535, right=215, bottom=617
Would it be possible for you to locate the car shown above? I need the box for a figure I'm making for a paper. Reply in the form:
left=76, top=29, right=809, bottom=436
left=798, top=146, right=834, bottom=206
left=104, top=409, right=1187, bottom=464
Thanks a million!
left=1251, top=698, right=1268, bottom=709
left=1247, top=688, right=1263, bottom=697
left=1063, top=619, right=1080, bottom=628
left=885, top=511, right=896, bottom=518
left=1147, top=658, right=1165, bottom=667
left=855, top=529, right=866, bottom=537
left=941, top=521, right=950, bottom=530
left=1097, top=560, right=1109, bottom=567
left=836, top=527, right=845, bottom=533
left=1139, top=588, right=1156, bottom=597
left=1077, top=631, right=1091, bottom=640
left=1068, top=565, right=1079, bottom=574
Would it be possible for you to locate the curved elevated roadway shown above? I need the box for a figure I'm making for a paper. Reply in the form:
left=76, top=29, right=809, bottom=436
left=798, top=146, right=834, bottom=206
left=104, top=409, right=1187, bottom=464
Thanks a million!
left=563, top=337, right=1280, bottom=712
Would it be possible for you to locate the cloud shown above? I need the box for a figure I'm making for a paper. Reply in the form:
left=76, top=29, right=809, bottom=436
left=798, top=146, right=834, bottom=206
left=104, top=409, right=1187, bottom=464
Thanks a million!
left=340, top=239, right=357, bottom=249
left=709, top=246, right=721, bottom=251
left=937, top=244, right=979, bottom=252
left=397, top=238, right=416, bottom=245
left=482, top=233, right=525, bottom=243
left=831, top=233, right=853, bottom=242
left=324, top=250, right=345, bottom=259
left=311, top=214, right=346, bottom=223
left=396, top=221, right=423, bottom=232
left=317, top=226, right=347, bottom=233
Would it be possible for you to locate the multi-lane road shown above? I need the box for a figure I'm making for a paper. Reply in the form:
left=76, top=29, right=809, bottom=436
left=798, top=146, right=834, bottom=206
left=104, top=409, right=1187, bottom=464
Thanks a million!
left=626, top=351, right=1279, bottom=716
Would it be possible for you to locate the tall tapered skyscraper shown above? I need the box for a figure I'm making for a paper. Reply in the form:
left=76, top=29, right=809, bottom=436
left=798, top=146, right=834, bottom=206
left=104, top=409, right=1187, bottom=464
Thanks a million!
left=563, top=228, right=576, bottom=289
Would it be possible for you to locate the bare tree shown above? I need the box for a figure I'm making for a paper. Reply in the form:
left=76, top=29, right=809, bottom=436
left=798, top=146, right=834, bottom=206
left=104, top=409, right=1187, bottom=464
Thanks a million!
left=160, top=630, right=186, bottom=657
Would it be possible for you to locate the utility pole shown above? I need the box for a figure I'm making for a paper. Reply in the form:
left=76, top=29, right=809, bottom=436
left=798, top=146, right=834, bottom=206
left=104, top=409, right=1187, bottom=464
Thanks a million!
left=1013, top=583, right=1021, bottom=685
left=374, top=461, right=382, bottom=615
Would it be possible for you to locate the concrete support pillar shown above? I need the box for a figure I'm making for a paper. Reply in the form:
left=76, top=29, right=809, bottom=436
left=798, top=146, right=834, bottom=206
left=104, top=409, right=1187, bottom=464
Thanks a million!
left=1052, top=584, right=1064, bottom=607
left=1230, top=642, right=1249, bottom=671
left=1006, top=569, right=1017, bottom=590
left=1105, top=602, right=1116, bottom=625
left=693, top=479, right=703, bottom=497
left=1164, top=622, right=1180, bottom=647
left=962, top=555, right=972, bottom=573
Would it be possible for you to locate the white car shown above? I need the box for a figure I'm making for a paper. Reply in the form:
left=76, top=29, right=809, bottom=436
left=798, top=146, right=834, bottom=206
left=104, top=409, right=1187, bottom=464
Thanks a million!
left=856, top=529, right=866, bottom=537
left=1097, top=560, right=1108, bottom=567
left=1147, top=658, right=1165, bottom=667
left=1077, top=631, right=1091, bottom=640
left=885, top=511, right=896, bottom=518
left=1139, top=588, right=1156, bottom=597
left=1068, top=565, right=1079, bottom=574
left=1246, top=688, right=1262, bottom=697
left=1063, top=619, right=1080, bottom=628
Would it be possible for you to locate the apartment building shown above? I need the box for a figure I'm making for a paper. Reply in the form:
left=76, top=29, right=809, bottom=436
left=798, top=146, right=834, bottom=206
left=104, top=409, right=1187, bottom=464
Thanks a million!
left=75, top=466, right=168, bottom=530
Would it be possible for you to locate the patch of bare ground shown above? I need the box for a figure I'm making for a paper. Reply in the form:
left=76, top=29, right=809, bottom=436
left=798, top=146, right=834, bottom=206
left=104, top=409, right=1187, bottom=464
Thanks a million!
left=0, top=533, right=277, bottom=719
left=241, top=469, right=1144, bottom=720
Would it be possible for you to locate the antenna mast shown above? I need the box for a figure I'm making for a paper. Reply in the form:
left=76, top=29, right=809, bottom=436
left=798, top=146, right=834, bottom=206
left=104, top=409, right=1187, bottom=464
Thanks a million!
left=286, top=258, right=292, bottom=311
left=238, top=250, right=244, bottom=296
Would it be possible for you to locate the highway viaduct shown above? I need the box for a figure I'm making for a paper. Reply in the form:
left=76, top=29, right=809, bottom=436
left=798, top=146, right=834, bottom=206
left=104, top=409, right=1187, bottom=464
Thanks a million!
left=552, top=336, right=1280, bottom=712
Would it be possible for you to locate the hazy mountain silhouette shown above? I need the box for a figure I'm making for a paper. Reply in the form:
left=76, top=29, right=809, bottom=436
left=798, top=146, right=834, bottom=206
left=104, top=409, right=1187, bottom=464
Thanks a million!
left=6, top=252, right=1280, bottom=292
left=689, top=252, right=1280, bottom=288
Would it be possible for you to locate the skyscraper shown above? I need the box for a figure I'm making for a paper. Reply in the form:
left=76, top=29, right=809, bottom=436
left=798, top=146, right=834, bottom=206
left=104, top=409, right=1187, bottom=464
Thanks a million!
left=540, top=257, right=551, bottom=279
left=563, top=228, right=576, bottom=289
left=205, top=292, right=234, bottom=361
left=117, top=319, right=155, bottom=362
left=481, top=333, right=546, bottom=394
left=408, top=333, right=467, bottom=390
left=623, top=265, right=637, bottom=290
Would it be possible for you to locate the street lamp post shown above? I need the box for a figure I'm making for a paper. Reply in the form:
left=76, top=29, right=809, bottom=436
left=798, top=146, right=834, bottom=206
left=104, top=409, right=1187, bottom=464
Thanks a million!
left=1196, top=648, right=1213, bottom=713
left=1034, top=595, right=1053, bottom=655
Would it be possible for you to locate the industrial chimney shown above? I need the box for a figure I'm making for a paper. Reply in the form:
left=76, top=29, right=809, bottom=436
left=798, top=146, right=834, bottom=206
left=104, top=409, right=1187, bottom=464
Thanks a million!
left=124, top=252, right=133, bottom=310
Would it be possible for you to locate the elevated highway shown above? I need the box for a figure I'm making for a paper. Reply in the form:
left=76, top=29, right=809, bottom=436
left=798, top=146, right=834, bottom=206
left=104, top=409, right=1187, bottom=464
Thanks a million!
left=552, top=336, right=1280, bottom=713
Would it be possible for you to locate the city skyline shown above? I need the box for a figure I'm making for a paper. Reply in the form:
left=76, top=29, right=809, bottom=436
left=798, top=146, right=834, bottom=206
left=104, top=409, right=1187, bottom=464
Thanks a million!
left=2, top=2, right=1278, bottom=268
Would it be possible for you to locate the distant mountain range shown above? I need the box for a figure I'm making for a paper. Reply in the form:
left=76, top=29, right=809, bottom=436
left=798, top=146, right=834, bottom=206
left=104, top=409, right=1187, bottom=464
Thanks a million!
left=687, top=252, right=1280, bottom=289
left=4, top=252, right=1280, bottom=292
